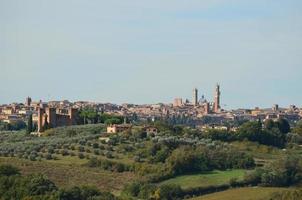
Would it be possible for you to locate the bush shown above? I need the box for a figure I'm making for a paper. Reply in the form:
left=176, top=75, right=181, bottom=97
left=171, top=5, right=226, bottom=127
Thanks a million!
left=0, top=164, right=20, bottom=176
left=78, top=153, right=85, bottom=159
left=47, top=148, right=55, bottom=154
left=78, top=146, right=85, bottom=152
left=92, top=143, right=99, bottom=149
left=60, top=149, right=69, bottom=156
left=24, top=174, right=58, bottom=195
left=94, top=149, right=100, bottom=155
left=29, top=154, right=37, bottom=161
left=153, top=184, right=183, bottom=200
left=45, top=153, right=53, bottom=160
left=105, top=151, right=114, bottom=159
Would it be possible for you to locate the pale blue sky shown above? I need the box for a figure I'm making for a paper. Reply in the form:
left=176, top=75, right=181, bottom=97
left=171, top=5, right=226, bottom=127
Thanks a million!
left=1, top=0, right=302, bottom=109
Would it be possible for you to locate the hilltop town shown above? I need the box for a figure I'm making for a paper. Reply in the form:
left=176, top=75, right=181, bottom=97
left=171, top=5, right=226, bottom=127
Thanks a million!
left=0, top=84, right=301, bottom=133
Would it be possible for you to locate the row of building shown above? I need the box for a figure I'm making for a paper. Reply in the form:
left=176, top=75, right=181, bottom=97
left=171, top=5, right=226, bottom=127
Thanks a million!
left=0, top=86, right=301, bottom=132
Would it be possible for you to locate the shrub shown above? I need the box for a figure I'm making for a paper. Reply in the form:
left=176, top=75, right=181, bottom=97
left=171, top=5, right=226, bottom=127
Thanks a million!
left=24, top=174, right=58, bottom=195
left=153, top=184, right=183, bottom=200
left=94, top=149, right=100, bottom=155
left=60, top=149, right=69, bottom=156
left=92, top=143, right=99, bottom=149
left=29, top=154, right=37, bottom=161
left=45, top=153, right=52, bottom=160
left=105, top=151, right=114, bottom=159
left=78, top=146, right=85, bottom=152
left=47, top=148, right=55, bottom=154
left=0, top=164, right=20, bottom=176
left=78, top=153, right=85, bottom=159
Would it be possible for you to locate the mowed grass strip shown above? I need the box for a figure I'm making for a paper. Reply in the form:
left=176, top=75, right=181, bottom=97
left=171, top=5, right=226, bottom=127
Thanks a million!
left=0, top=157, right=136, bottom=193
left=160, top=170, right=246, bottom=189
left=189, top=187, right=289, bottom=200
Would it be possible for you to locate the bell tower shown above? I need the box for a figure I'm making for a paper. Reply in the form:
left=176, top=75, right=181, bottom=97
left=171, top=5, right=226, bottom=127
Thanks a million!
left=193, top=88, right=198, bottom=106
left=213, top=84, right=221, bottom=113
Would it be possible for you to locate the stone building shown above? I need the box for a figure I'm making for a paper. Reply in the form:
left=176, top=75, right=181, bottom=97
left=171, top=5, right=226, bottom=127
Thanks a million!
left=107, top=124, right=132, bottom=133
left=37, top=107, right=78, bottom=132
left=173, top=98, right=183, bottom=107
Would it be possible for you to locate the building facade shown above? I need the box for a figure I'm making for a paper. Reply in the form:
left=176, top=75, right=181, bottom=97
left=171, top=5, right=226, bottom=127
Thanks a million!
left=37, top=107, right=78, bottom=132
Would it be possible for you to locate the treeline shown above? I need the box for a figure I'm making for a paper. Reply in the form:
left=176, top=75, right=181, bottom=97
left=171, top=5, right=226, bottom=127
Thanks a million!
left=244, top=154, right=302, bottom=187
left=79, top=108, right=125, bottom=125
left=204, top=118, right=293, bottom=147
left=0, top=164, right=116, bottom=200
left=0, top=121, right=26, bottom=131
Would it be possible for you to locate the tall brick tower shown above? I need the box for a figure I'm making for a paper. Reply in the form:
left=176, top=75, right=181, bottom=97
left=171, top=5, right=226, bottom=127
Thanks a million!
left=213, top=84, right=221, bottom=113
left=193, top=88, right=198, bottom=106
left=25, top=97, right=32, bottom=107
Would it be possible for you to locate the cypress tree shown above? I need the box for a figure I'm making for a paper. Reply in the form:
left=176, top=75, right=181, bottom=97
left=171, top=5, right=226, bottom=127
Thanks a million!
left=26, top=114, right=33, bottom=134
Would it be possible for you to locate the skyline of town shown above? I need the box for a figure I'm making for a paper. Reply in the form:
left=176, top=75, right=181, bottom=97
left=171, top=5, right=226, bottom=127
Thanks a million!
left=1, top=83, right=301, bottom=110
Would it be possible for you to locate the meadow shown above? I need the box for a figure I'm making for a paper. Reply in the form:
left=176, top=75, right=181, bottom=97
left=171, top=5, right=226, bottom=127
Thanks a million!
left=160, top=169, right=246, bottom=189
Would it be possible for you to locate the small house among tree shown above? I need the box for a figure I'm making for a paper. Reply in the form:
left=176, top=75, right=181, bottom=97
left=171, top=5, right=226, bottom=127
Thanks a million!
left=106, top=124, right=132, bottom=133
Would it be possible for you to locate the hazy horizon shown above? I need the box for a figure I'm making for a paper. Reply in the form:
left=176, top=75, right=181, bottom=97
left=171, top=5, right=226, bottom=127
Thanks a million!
left=1, top=0, right=302, bottom=109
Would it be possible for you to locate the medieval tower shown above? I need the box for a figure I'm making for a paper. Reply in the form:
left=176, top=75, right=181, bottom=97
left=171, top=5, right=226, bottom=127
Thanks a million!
left=213, top=84, right=221, bottom=113
left=193, top=88, right=198, bottom=106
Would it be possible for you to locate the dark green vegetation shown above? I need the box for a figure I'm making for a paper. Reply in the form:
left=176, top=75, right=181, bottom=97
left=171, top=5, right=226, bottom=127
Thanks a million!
left=204, top=118, right=301, bottom=148
left=244, top=155, right=302, bottom=187
left=79, top=109, right=125, bottom=125
left=0, top=120, right=26, bottom=131
left=0, top=118, right=302, bottom=199
left=26, top=114, right=33, bottom=134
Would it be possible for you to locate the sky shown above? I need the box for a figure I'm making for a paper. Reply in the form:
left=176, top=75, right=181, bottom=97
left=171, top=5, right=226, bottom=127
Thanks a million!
left=1, top=0, right=302, bottom=109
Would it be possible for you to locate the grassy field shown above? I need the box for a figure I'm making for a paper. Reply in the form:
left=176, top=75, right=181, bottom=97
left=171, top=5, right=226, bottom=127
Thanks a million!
left=189, top=187, right=289, bottom=200
left=160, top=169, right=246, bottom=189
left=0, top=157, right=136, bottom=194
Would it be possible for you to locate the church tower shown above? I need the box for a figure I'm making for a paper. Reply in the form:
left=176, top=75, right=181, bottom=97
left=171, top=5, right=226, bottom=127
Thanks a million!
left=213, top=84, right=221, bottom=113
left=193, top=88, right=198, bottom=106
